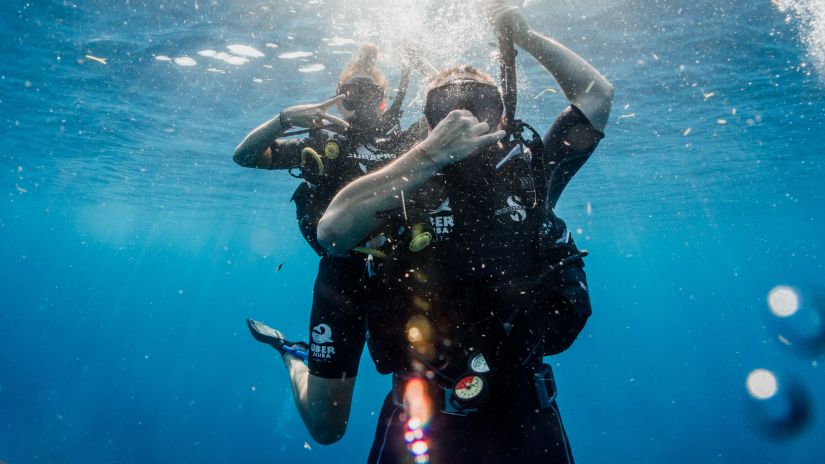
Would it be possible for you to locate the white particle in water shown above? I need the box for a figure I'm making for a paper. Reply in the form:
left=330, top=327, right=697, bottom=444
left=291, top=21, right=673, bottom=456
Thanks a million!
left=197, top=49, right=217, bottom=57
left=155, top=55, right=172, bottom=62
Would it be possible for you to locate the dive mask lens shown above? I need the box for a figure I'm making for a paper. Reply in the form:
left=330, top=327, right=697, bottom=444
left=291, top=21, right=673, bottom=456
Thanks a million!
left=424, top=80, right=504, bottom=129
left=339, top=78, right=385, bottom=111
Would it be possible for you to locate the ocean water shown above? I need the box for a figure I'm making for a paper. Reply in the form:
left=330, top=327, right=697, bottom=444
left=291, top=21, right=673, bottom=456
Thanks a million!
left=1, top=0, right=824, bottom=462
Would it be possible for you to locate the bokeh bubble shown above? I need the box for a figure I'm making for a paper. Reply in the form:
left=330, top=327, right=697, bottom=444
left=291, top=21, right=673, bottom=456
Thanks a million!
left=746, top=369, right=778, bottom=400
left=766, top=285, right=825, bottom=356
left=744, top=369, right=812, bottom=440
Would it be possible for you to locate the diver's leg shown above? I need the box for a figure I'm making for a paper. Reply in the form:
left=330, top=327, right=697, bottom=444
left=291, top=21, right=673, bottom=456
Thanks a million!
left=247, top=256, right=367, bottom=444
left=366, top=393, right=405, bottom=463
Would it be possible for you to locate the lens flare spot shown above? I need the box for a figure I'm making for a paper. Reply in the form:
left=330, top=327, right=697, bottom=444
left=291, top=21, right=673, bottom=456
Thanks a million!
left=408, top=417, right=421, bottom=430
left=408, top=326, right=423, bottom=343
left=747, top=369, right=778, bottom=400
left=412, top=295, right=431, bottom=311
left=410, top=440, right=428, bottom=456
left=768, top=286, right=799, bottom=317
left=403, top=378, right=432, bottom=427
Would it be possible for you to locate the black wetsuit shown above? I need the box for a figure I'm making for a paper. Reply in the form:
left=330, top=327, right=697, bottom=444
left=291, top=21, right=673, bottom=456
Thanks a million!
left=363, top=106, right=603, bottom=464
left=268, top=126, right=422, bottom=378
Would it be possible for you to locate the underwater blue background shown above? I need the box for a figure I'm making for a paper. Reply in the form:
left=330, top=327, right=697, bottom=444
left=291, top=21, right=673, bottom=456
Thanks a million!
left=1, top=0, right=824, bottom=462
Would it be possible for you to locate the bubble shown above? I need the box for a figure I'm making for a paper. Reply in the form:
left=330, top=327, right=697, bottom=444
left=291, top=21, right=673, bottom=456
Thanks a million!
left=746, top=369, right=778, bottom=400
left=226, top=44, right=265, bottom=58
left=768, top=286, right=799, bottom=317
left=174, top=56, right=197, bottom=67
left=774, top=0, right=825, bottom=76
left=299, top=63, right=326, bottom=73
left=279, top=51, right=314, bottom=60
left=328, top=37, right=357, bottom=47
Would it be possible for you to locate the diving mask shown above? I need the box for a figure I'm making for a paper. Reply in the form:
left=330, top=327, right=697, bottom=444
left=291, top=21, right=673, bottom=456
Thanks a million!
left=338, top=77, right=385, bottom=112
left=424, top=79, right=504, bottom=129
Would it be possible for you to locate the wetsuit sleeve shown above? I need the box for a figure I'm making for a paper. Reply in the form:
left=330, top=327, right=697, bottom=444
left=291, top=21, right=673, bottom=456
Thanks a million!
left=542, top=105, right=605, bottom=209
left=383, top=118, right=427, bottom=155
left=307, top=256, right=369, bottom=378
left=268, top=138, right=305, bottom=170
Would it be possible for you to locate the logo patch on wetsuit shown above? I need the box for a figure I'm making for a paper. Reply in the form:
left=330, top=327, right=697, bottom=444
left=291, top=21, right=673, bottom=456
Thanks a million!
left=495, top=195, right=528, bottom=222
left=428, top=198, right=453, bottom=241
left=311, top=324, right=333, bottom=344
left=310, top=324, right=336, bottom=361
left=348, top=145, right=397, bottom=163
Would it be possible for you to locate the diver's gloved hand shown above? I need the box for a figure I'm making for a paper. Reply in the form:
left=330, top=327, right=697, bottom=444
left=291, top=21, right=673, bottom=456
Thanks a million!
left=246, top=318, right=309, bottom=360
left=488, top=1, right=531, bottom=43
left=280, top=95, right=350, bottom=130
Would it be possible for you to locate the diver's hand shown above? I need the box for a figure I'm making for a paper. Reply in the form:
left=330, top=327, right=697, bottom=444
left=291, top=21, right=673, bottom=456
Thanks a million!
left=489, top=1, right=531, bottom=43
left=419, top=110, right=505, bottom=168
left=398, top=42, right=438, bottom=78
left=280, top=95, right=350, bottom=129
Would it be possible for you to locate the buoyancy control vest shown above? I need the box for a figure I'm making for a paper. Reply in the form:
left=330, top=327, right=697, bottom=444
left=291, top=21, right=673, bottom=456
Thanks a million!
left=290, top=126, right=422, bottom=256
left=364, top=123, right=586, bottom=388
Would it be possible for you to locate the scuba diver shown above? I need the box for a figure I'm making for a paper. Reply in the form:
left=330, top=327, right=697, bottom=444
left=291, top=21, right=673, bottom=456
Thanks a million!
left=318, top=3, right=613, bottom=462
left=234, top=44, right=431, bottom=444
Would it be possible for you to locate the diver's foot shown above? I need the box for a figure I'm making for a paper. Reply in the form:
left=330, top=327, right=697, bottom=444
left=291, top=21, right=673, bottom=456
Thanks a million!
left=247, top=318, right=309, bottom=360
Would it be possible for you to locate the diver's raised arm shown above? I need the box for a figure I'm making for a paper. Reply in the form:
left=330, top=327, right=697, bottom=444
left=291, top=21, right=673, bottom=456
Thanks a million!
left=491, top=4, right=614, bottom=132
left=317, top=111, right=504, bottom=253
left=400, top=43, right=439, bottom=79
left=232, top=95, right=350, bottom=169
